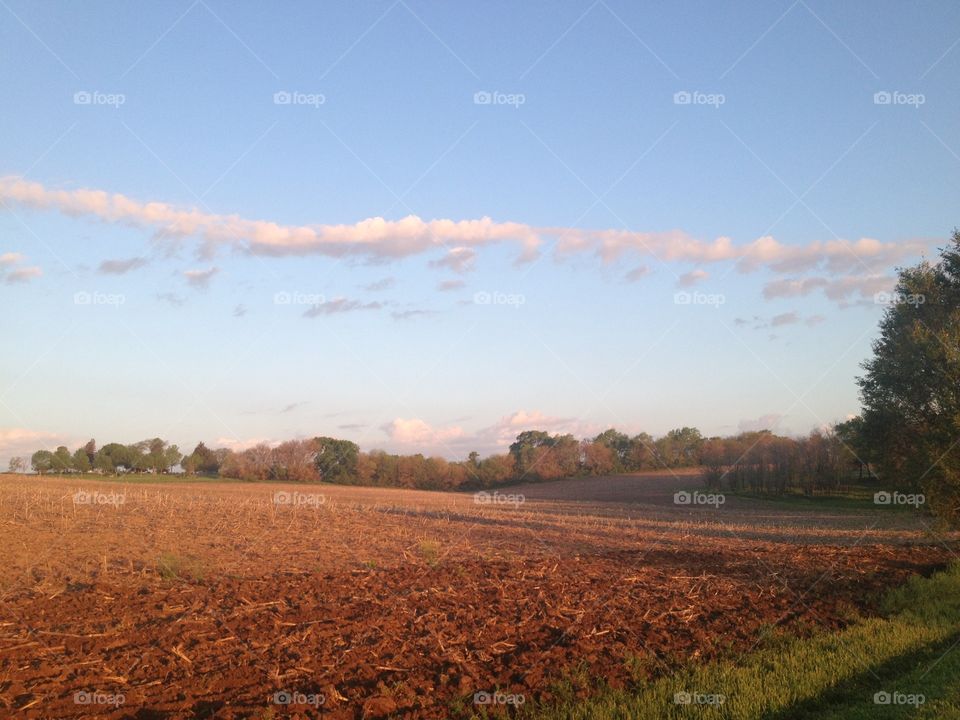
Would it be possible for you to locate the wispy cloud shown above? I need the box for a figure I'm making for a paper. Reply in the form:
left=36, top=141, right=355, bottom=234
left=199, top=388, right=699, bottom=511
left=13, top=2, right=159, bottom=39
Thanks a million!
left=429, top=246, right=476, bottom=274
left=363, top=276, right=395, bottom=291
left=0, top=177, right=928, bottom=278
left=183, top=267, right=218, bottom=289
left=302, top=297, right=381, bottom=318
left=737, top=414, right=783, bottom=433
left=437, top=279, right=465, bottom=292
left=98, top=256, right=147, bottom=274
left=762, top=274, right=893, bottom=302
left=0, top=251, right=41, bottom=283
left=624, top=265, right=650, bottom=283
left=3, top=266, right=42, bottom=283
left=392, top=309, right=436, bottom=320
left=157, top=292, right=185, bottom=306
left=677, top=269, right=708, bottom=287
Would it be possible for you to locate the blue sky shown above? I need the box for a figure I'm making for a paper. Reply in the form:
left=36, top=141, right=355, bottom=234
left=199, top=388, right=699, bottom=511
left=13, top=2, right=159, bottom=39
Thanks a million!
left=1, top=0, right=958, bottom=462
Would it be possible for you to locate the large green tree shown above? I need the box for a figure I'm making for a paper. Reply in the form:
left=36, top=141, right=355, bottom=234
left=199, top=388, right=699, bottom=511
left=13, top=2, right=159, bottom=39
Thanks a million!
left=314, top=437, right=359, bottom=483
left=858, top=230, right=960, bottom=524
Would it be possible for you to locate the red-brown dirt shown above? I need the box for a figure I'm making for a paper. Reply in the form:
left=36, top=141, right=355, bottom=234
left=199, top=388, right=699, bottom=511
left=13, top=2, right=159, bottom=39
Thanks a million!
left=0, top=473, right=954, bottom=718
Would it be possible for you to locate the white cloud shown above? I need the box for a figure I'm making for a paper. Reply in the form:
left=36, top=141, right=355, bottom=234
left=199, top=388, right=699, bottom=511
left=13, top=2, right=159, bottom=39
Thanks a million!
left=737, top=414, right=783, bottom=433
left=183, top=267, right=218, bottom=288
left=677, top=269, right=708, bottom=287
left=382, top=418, right=466, bottom=445
left=3, top=266, right=42, bottom=283
left=302, top=297, right=381, bottom=318
left=0, top=177, right=930, bottom=278
left=429, top=246, right=476, bottom=274
left=99, top=256, right=147, bottom=274
left=624, top=265, right=650, bottom=283
left=0, top=427, right=67, bottom=467
left=377, top=409, right=600, bottom=458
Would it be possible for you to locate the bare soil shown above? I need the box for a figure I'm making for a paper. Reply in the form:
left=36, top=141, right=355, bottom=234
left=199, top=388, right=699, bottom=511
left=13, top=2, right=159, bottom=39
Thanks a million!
left=0, top=472, right=953, bottom=718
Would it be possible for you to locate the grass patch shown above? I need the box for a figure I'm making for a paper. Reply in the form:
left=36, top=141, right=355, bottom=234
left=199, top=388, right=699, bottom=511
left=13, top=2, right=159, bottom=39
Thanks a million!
left=517, top=563, right=960, bottom=719
left=157, top=552, right=206, bottom=582
left=418, top=539, right=441, bottom=566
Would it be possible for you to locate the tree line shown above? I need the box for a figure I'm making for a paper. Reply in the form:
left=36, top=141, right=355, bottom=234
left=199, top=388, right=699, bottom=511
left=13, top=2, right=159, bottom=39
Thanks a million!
left=19, top=427, right=708, bottom=490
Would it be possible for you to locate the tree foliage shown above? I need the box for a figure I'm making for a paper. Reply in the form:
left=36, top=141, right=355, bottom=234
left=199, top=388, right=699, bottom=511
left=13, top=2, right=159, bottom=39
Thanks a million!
left=858, top=229, right=960, bottom=524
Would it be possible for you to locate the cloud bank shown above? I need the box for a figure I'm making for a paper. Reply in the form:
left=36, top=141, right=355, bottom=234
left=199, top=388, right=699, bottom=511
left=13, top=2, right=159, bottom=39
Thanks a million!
left=0, top=177, right=931, bottom=300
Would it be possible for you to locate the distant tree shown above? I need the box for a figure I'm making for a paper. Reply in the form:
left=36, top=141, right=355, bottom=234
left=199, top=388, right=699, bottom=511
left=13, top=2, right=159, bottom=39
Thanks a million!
left=314, top=437, right=359, bottom=483
left=656, top=427, right=704, bottom=467
left=164, top=445, right=182, bottom=473
left=71, top=447, right=91, bottom=473
left=96, top=443, right=134, bottom=473
left=52, top=446, right=72, bottom=473
left=627, top=432, right=655, bottom=470
left=186, top=442, right=220, bottom=475
left=8, top=456, right=26, bottom=473
left=509, top=430, right=554, bottom=477
left=594, top=429, right=631, bottom=470
left=31, top=450, right=55, bottom=475
left=582, top=440, right=615, bottom=476
left=83, top=439, right=97, bottom=467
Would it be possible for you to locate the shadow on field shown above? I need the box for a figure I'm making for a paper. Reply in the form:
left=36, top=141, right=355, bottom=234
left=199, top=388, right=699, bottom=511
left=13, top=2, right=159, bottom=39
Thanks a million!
left=766, top=630, right=960, bottom=720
